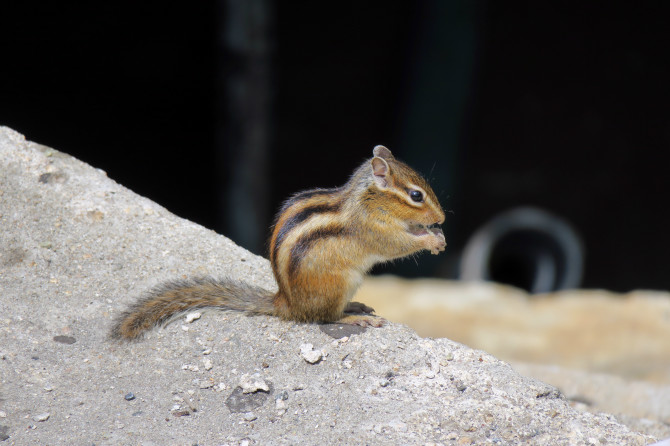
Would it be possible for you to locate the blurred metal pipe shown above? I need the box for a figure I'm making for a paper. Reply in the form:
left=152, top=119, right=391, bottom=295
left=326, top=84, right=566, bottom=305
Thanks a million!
left=460, top=207, right=584, bottom=293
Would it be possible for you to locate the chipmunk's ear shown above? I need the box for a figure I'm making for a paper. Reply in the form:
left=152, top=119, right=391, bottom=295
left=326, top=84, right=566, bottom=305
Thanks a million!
left=371, top=155, right=390, bottom=188
left=373, top=145, right=395, bottom=161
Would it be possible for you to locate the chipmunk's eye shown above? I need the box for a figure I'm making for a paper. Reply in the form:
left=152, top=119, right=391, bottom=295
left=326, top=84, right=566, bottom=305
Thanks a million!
left=409, top=190, right=424, bottom=203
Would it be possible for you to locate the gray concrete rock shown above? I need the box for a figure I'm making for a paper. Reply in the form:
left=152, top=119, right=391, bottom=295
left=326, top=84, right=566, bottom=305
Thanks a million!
left=513, top=363, right=670, bottom=441
left=0, top=126, right=657, bottom=444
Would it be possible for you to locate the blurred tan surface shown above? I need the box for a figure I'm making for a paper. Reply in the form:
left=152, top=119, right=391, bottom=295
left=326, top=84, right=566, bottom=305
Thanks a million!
left=357, top=276, right=670, bottom=384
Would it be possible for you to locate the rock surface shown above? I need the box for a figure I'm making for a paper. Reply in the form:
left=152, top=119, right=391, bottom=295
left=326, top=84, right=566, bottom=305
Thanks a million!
left=513, top=363, right=670, bottom=441
left=0, top=126, right=659, bottom=444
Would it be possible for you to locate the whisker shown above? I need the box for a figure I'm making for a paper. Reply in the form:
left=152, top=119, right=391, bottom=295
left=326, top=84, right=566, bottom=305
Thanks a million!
left=428, top=161, right=437, bottom=181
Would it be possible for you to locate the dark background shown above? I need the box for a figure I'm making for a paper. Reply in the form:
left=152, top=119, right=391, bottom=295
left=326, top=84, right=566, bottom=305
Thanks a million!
left=2, top=2, right=669, bottom=292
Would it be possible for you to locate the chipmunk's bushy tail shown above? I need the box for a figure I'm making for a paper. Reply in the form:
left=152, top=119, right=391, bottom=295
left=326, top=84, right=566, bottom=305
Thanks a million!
left=110, top=277, right=276, bottom=341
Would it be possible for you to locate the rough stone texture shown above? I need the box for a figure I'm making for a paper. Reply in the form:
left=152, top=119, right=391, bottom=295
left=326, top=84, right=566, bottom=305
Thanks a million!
left=513, top=363, right=670, bottom=441
left=0, top=126, right=659, bottom=444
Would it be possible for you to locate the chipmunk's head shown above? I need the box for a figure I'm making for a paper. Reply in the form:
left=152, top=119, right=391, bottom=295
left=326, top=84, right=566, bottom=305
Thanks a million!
left=367, top=145, right=446, bottom=254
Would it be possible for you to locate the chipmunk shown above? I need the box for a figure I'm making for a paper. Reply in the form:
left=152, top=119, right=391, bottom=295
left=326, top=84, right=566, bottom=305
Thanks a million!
left=111, top=145, right=446, bottom=340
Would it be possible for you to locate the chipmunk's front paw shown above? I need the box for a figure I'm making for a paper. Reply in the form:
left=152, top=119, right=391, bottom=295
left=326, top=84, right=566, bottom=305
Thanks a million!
left=428, top=226, right=447, bottom=255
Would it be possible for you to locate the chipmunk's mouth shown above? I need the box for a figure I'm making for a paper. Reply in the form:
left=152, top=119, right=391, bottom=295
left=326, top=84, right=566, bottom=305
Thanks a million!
left=407, top=222, right=443, bottom=237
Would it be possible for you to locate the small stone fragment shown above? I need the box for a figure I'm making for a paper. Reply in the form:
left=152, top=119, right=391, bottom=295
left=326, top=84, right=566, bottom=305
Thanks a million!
left=185, top=312, right=201, bottom=323
left=239, top=373, right=270, bottom=394
left=181, top=364, right=199, bottom=372
left=33, top=413, right=50, bottom=422
left=299, top=343, right=323, bottom=364
left=203, top=359, right=213, bottom=370
left=243, top=412, right=257, bottom=421
left=124, top=392, right=135, bottom=401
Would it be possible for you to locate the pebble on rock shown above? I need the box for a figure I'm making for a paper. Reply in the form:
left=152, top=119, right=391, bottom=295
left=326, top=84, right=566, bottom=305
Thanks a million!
left=239, top=373, right=270, bottom=394
left=33, top=413, right=50, bottom=422
left=299, top=343, right=323, bottom=364
left=185, top=312, right=201, bottom=323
